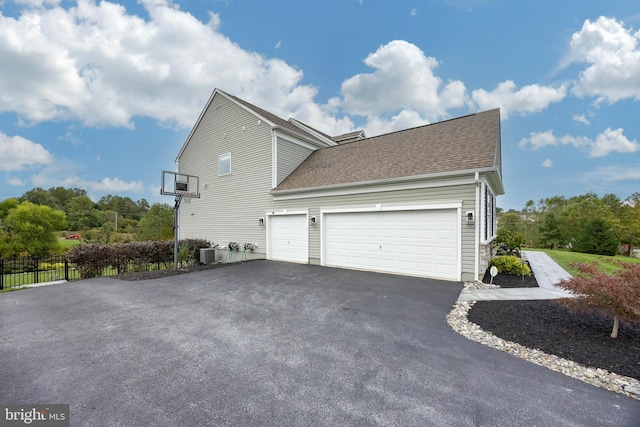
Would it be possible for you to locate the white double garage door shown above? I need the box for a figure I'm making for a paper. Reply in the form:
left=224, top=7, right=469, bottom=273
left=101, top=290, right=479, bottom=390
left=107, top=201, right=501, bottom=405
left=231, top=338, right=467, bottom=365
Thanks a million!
left=268, top=207, right=460, bottom=281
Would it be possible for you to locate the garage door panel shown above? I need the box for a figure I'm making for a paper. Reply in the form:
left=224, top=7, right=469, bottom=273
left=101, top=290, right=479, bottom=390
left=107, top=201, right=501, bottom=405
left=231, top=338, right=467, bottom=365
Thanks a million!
left=324, top=209, right=458, bottom=280
left=269, top=215, right=308, bottom=263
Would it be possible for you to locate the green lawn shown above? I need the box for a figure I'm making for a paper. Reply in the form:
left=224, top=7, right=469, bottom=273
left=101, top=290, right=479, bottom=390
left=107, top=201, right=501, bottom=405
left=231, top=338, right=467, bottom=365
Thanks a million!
left=526, top=248, right=640, bottom=276
left=58, top=238, right=83, bottom=248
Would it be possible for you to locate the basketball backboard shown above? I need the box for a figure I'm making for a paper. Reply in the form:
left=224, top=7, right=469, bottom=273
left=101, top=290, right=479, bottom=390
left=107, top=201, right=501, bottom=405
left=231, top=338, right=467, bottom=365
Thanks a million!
left=161, top=170, right=201, bottom=198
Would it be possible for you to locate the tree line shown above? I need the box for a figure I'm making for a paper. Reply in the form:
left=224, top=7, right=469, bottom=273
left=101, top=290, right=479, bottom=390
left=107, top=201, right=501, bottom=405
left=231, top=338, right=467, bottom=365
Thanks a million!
left=498, top=192, right=640, bottom=256
left=0, top=187, right=174, bottom=257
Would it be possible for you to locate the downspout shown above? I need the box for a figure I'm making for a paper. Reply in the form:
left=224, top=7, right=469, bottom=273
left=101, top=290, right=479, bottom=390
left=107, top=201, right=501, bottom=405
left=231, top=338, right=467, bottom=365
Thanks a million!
left=474, top=172, right=480, bottom=281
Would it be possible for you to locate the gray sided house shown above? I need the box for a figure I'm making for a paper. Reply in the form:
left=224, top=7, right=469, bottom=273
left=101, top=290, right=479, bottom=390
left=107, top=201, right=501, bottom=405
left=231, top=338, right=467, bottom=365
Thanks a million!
left=175, top=89, right=504, bottom=282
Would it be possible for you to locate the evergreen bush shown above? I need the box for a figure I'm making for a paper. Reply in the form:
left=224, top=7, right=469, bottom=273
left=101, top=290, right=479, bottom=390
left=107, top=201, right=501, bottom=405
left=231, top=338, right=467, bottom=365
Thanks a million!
left=572, top=218, right=618, bottom=256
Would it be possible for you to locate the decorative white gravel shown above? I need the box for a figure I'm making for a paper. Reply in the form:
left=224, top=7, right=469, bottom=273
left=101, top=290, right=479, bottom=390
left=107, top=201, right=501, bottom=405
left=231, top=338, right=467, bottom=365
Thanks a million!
left=447, top=281, right=640, bottom=400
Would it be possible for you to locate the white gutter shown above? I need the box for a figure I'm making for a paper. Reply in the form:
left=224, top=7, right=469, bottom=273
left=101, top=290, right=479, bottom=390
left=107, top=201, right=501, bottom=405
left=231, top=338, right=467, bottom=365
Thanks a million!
left=474, top=171, right=480, bottom=281
left=271, top=167, right=498, bottom=196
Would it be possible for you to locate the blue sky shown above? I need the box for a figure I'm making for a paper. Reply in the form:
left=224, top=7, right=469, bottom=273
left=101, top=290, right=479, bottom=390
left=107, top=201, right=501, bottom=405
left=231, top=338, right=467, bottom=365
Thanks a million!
left=0, top=0, right=639, bottom=210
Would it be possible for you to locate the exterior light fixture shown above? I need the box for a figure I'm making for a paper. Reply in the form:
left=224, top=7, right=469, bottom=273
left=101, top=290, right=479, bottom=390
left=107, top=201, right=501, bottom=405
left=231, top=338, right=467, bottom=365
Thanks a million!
left=258, top=217, right=264, bottom=226
left=466, top=211, right=474, bottom=225
left=310, top=216, right=317, bottom=226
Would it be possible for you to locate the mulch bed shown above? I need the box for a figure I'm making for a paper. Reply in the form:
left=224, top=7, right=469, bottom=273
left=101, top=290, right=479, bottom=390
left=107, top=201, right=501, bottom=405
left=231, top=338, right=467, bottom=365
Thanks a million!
left=482, top=269, right=538, bottom=288
left=468, top=274, right=640, bottom=381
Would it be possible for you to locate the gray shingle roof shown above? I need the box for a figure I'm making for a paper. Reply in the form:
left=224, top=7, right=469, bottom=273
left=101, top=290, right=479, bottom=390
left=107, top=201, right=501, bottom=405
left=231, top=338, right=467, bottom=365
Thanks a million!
left=274, top=109, right=501, bottom=191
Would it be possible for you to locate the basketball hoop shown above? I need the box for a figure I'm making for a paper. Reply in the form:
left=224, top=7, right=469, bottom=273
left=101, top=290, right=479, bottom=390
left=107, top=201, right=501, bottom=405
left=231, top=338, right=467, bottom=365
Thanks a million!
left=160, top=171, right=201, bottom=270
left=177, top=191, right=195, bottom=204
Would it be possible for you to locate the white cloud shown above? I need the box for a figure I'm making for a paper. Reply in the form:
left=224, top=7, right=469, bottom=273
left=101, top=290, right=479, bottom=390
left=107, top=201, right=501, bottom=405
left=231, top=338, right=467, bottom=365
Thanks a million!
left=471, top=80, right=567, bottom=119
left=567, top=16, right=640, bottom=103
left=341, top=40, right=468, bottom=122
left=275, top=41, right=281, bottom=49
left=519, top=128, right=640, bottom=157
left=14, top=0, right=60, bottom=7
left=572, top=114, right=590, bottom=125
left=0, top=132, right=54, bottom=172
left=363, top=110, right=427, bottom=136
left=541, top=159, right=553, bottom=168
left=58, top=132, right=83, bottom=145
left=0, top=0, right=325, bottom=129
left=590, top=127, right=640, bottom=157
left=6, top=176, right=26, bottom=186
left=411, top=8, right=417, bottom=17
left=61, top=176, right=145, bottom=193
left=581, top=165, right=640, bottom=184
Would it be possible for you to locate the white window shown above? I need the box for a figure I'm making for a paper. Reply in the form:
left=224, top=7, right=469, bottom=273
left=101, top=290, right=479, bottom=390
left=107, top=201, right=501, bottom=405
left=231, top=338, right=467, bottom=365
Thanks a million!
left=484, top=185, right=496, bottom=241
left=218, top=153, right=231, bottom=176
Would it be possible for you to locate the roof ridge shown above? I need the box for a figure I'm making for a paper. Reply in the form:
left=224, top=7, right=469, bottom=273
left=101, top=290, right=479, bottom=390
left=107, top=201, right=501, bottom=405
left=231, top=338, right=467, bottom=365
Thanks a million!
left=330, top=108, right=500, bottom=148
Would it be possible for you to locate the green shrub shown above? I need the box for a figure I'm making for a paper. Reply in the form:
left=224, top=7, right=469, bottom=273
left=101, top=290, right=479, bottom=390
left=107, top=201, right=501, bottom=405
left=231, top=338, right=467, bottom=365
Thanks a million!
left=65, top=239, right=211, bottom=278
left=573, top=218, right=618, bottom=256
left=39, top=262, right=64, bottom=270
left=490, top=255, right=532, bottom=276
left=497, top=228, right=526, bottom=253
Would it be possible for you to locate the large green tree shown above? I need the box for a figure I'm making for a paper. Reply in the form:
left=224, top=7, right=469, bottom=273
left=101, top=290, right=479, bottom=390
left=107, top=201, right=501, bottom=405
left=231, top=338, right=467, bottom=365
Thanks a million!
left=0, top=202, right=67, bottom=257
left=20, top=188, right=57, bottom=208
left=0, top=198, right=19, bottom=222
left=135, top=204, right=173, bottom=241
left=560, top=193, right=619, bottom=240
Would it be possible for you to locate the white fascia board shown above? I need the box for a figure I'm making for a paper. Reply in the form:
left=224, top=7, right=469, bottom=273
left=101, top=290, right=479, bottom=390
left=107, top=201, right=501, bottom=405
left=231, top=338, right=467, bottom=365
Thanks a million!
left=272, top=175, right=476, bottom=201
left=220, top=91, right=278, bottom=128
left=288, top=118, right=337, bottom=146
left=274, top=131, right=320, bottom=152
left=272, top=131, right=278, bottom=189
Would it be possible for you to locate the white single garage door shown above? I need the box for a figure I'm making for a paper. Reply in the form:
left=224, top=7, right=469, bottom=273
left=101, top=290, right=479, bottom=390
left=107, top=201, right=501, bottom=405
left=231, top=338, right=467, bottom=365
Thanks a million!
left=323, top=209, right=459, bottom=280
left=268, top=214, right=308, bottom=263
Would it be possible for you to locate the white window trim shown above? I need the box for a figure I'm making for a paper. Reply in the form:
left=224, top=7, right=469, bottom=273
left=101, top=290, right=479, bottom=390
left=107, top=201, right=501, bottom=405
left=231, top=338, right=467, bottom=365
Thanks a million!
left=218, top=152, right=231, bottom=176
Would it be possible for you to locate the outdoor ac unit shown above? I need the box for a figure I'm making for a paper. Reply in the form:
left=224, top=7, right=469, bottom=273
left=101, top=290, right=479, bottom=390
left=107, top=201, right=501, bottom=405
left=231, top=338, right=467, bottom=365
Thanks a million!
left=200, top=248, right=216, bottom=265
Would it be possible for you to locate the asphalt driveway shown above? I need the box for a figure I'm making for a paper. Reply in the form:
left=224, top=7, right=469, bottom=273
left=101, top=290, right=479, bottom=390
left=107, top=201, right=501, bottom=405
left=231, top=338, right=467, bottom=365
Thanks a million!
left=1, top=261, right=638, bottom=426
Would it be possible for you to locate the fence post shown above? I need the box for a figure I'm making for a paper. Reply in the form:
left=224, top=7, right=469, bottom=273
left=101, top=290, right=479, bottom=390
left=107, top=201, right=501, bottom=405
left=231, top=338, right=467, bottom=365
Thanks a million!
left=0, top=258, right=4, bottom=291
left=34, top=256, right=39, bottom=284
left=64, top=258, right=69, bottom=281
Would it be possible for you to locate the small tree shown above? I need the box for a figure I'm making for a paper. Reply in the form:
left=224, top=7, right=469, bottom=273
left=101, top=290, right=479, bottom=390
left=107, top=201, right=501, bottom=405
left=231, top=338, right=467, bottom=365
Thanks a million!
left=0, top=201, right=66, bottom=257
left=572, top=217, right=618, bottom=256
left=496, top=228, right=526, bottom=254
left=136, top=204, right=173, bottom=241
left=557, top=261, right=640, bottom=338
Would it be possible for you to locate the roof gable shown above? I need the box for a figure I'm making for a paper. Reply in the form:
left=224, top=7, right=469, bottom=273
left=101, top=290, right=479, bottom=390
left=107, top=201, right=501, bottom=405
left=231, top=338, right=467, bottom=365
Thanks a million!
left=274, top=109, right=502, bottom=192
left=176, top=89, right=332, bottom=163
left=223, top=92, right=332, bottom=147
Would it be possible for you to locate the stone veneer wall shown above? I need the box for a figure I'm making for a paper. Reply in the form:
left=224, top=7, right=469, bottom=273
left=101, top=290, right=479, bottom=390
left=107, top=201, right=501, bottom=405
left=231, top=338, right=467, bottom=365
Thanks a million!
left=478, top=240, right=497, bottom=280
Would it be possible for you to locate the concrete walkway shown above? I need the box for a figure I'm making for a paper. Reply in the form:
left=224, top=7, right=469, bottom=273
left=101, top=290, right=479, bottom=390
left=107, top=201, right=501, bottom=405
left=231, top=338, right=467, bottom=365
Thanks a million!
left=457, top=250, right=574, bottom=301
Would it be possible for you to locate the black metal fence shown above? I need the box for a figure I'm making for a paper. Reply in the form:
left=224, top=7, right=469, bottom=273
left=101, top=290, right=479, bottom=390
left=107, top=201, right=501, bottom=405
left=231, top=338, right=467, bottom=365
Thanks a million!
left=0, top=255, right=79, bottom=291
left=0, top=254, right=178, bottom=291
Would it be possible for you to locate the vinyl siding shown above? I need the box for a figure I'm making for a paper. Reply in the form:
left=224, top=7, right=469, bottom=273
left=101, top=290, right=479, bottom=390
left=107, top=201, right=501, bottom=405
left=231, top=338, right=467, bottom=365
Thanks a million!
left=177, top=92, right=481, bottom=281
left=269, top=182, right=477, bottom=281
left=177, top=94, right=274, bottom=250
left=276, top=137, right=314, bottom=186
